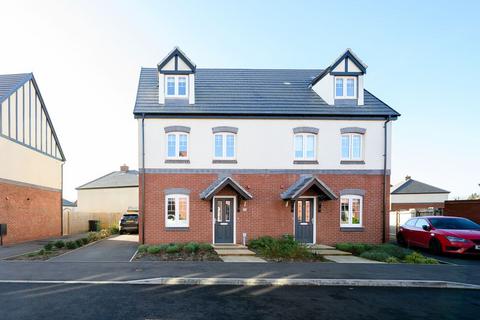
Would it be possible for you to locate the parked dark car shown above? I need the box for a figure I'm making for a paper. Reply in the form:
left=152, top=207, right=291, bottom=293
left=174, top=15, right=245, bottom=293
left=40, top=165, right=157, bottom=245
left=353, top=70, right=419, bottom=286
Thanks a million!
left=119, top=213, right=139, bottom=234
left=397, top=216, right=480, bottom=255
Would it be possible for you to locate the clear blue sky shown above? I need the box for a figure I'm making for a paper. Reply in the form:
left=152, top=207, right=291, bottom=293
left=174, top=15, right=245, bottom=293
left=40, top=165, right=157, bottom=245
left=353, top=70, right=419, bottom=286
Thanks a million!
left=1, top=0, right=479, bottom=199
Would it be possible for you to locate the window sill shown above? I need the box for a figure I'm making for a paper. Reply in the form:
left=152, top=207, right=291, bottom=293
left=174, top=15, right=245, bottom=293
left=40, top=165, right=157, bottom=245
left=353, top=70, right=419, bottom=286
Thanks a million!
left=165, top=227, right=189, bottom=231
left=293, top=160, right=319, bottom=165
left=212, top=159, right=237, bottom=164
left=340, top=160, right=365, bottom=165
left=340, top=227, right=364, bottom=232
left=165, top=159, right=190, bottom=164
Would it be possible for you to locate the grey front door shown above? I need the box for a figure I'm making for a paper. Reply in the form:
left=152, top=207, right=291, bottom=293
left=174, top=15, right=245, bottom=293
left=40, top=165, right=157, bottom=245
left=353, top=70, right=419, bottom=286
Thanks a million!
left=214, top=198, right=234, bottom=243
left=295, top=199, right=314, bottom=243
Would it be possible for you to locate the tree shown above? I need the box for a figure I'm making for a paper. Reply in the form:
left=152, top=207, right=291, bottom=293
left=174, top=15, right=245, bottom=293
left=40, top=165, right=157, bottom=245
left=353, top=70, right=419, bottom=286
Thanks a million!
left=467, top=193, right=480, bottom=200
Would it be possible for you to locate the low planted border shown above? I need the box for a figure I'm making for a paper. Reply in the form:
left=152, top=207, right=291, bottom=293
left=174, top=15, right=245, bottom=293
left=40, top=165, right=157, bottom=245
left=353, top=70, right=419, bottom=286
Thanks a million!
left=335, top=243, right=439, bottom=264
left=7, top=228, right=119, bottom=261
left=134, top=242, right=221, bottom=261
left=248, top=235, right=326, bottom=262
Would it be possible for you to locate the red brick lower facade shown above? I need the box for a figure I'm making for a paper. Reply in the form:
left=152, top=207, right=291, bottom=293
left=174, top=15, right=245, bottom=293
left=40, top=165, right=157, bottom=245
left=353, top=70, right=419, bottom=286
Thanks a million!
left=140, top=173, right=390, bottom=246
left=444, top=200, right=480, bottom=224
left=0, top=180, right=61, bottom=245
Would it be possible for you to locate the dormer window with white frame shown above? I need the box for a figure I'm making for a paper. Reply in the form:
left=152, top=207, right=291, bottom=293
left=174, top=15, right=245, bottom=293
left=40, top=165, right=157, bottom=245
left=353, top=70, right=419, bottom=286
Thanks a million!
left=335, top=76, right=356, bottom=99
left=165, top=75, right=188, bottom=98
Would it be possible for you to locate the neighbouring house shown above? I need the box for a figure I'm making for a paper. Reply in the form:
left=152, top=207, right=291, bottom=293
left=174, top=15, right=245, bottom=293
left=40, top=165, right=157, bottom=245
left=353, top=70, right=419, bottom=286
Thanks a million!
left=134, top=47, right=400, bottom=245
left=444, top=199, right=480, bottom=224
left=0, top=73, right=65, bottom=245
left=389, top=176, right=450, bottom=237
left=75, top=165, right=138, bottom=232
left=62, top=199, right=77, bottom=235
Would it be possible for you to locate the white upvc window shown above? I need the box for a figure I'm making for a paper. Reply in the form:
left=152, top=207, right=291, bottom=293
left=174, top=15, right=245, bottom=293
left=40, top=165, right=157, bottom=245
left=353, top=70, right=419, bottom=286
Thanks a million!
left=294, top=133, right=316, bottom=160
left=165, top=75, right=188, bottom=97
left=214, top=133, right=236, bottom=159
left=165, top=194, right=189, bottom=227
left=341, top=133, right=363, bottom=160
left=166, top=132, right=189, bottom=159
left=340, top=195, right=363, bottom=227
left=335, top=76, right=356, bottom=98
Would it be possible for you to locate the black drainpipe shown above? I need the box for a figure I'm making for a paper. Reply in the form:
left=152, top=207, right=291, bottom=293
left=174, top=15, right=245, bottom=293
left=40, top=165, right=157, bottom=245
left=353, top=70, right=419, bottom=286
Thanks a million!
left=382, top=116, right=391, bottom=243
left=141, top=114, right=146, bottom=244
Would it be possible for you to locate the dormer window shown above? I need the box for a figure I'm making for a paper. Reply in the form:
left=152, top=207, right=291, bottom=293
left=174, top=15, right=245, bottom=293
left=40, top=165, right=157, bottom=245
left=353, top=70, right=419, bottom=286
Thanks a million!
left=165, top=75, right=188, bottom=98
left=335, top=77, right=356, bottom=98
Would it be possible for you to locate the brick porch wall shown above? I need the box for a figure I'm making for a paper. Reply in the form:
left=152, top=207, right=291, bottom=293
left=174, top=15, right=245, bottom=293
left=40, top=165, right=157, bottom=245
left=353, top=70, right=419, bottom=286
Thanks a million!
left=0, top=181, right=61, bottom=245
left=140, top=173, right=390, bottom=246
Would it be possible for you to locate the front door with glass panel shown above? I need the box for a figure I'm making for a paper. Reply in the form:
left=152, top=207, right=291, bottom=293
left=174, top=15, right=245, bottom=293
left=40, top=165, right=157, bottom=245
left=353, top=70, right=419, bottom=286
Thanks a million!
left=295, top=198, right=314, bottom=243
left=214, top=198, right=234, bottom=243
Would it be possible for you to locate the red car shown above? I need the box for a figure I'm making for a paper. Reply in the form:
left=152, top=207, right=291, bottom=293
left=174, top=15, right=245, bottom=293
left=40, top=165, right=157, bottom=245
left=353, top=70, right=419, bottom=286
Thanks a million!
left=397, top=216, right=480, bottom=255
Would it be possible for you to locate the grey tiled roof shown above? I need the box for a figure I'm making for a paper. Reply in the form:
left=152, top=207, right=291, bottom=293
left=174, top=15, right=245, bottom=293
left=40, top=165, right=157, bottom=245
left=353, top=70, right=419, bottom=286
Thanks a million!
left=281, top=175, right=337, bottom=200
left=62, top=199, right=77, bottom=207
left=77, top=170, right=139, bottom=190
left=200, top=176, right=252, bottom=200
left=0, top=73, right=32, bottom=104
left=133, top=68, right=400, bottom=118
left=391, top=179, right=450, bottom=195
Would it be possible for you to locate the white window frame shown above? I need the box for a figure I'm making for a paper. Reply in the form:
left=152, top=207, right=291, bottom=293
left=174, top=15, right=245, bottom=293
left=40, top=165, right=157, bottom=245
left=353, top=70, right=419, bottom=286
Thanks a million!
left=213, top=132, right=236, bottom=160
left=335, top=76, right=357, bottom=99
left=165, top=194, right=189, bottom=228
left=165, top=75, right=188, bottom=98
left=294, top=133, right=317, bottom=160
left=340, top=195, right=363, bottom=227
left=341, top=133, right=363, bottom=161
left=166, top=132, right=189, bottom=160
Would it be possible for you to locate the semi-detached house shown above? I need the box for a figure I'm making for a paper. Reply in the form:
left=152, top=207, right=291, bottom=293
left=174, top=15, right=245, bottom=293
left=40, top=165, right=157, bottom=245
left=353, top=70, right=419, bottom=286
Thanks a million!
left=134, top=47, right=400, bottom=245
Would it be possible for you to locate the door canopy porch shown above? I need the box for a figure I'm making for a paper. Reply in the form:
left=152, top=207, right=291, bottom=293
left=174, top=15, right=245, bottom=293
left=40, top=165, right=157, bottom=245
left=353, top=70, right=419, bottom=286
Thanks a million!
left=200, top=176, right=253, bottom=200
left=281, top=175, right=337, bottom=201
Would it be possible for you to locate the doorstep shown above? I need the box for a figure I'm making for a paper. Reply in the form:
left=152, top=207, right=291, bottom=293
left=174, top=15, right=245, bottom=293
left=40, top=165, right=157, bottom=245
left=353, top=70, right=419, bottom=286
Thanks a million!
left=214, top=244, right=266, bottom=262
left=323, top=255, right=384, bottom=264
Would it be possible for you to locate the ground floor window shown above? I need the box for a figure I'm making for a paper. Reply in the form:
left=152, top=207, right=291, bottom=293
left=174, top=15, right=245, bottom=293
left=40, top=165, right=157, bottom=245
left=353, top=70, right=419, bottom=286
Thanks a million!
left=340, top=195, right=362, bottom=227
left=165, top=194, right=189, bottom=227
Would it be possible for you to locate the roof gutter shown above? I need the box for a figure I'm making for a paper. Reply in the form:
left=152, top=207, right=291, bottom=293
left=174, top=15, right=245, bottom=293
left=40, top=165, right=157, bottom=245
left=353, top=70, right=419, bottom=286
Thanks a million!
left=382, top=116, right=391, bottom=243
left=141, top=113, right=146, bottom=244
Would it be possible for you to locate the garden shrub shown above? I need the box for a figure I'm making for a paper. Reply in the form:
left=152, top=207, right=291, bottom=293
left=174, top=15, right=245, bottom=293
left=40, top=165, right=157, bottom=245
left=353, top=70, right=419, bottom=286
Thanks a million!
left=385, top=256, right=400, bottom=264
left=43, top=242, right=54, bottom=251
left=359, top=250, right=391, bottom=262
left=248, top=234, right=311, bottom=260
left=374, top=243, right=412, bottom=259
left=54, top=240, right=65, bottom=249
left=38, top=249, right=45, bottom=255
left=249, top=236, right=275, bottom=250
left=66, top=241, right=78, bottom=250
left=199, top=243, right=213, bottom=252
left=138, top=244, right=149, bottom=253
left=336, top=243, right=374, bottom=255
left=183, top=242, right=200, bottom=253
left=108, top=225, right=119, bottom=235
left=81, top=238, right=89, bottom=245
left=404, top=252, right=438, bottom=264
left=87, top=232, right=99, bottom=242
left=147, top=246, right=162, bottom=254
left=75, top=239, right=84, bottom=247
left=166, top=244, right=181, bottom=254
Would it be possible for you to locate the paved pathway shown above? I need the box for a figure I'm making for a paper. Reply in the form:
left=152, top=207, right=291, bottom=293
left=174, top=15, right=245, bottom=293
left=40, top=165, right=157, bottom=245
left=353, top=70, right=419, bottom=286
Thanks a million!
left=0, top=233, right=88, bottom=259
left=49, top=235, right=139, bottom=262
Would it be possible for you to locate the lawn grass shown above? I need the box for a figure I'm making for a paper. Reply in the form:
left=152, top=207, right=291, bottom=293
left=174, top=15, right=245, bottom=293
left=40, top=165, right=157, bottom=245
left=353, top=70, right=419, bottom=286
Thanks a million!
left=248, top=235, right=325, bottom=262
left=335, top=242, right=439, bottom=264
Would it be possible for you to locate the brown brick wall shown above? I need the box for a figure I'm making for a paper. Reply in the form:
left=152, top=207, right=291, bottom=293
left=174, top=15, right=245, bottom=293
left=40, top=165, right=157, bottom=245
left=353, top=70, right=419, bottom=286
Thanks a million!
left=140, top=173, right=389, bottom=246
left=444, top=200, right=480, bottom=224
left=0, top=181, right=61, bottom=245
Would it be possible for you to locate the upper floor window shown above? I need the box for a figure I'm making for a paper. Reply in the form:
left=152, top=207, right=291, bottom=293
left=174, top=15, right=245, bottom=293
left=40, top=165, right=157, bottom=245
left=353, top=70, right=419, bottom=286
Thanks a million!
left=165, top=76, right=188, bottom=97
left=167, top=132, right=189, bottom=159
left=165, top=194, right=189, bottom=228
left=340, top=195, right=362, bottom=227
left=341, top=133, right=363, bottom=160
left=335, top=77, right=356, bottom=98
left=294, top=133, right=316, bottom=160
left=214, top=133, right=236, bottom=159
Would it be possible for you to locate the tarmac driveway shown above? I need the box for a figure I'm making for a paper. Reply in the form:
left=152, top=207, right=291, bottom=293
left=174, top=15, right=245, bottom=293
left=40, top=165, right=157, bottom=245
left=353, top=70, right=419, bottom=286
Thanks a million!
left=50, top=234, right=139, bottom=262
